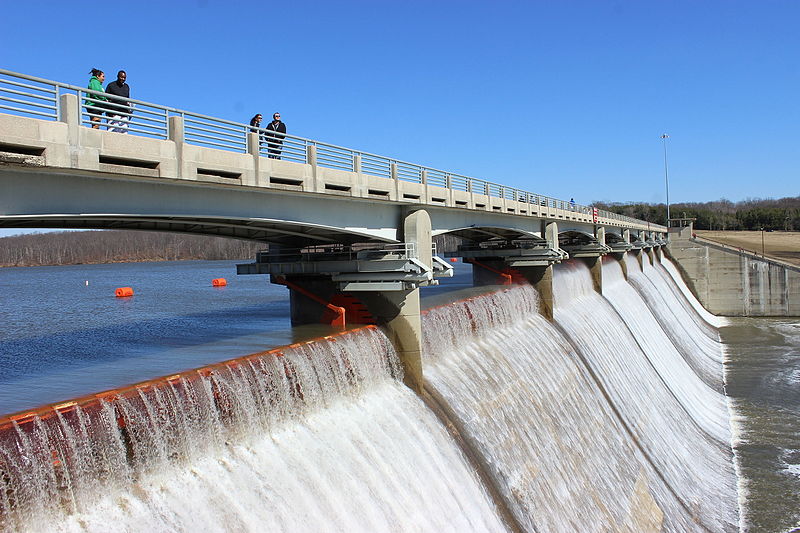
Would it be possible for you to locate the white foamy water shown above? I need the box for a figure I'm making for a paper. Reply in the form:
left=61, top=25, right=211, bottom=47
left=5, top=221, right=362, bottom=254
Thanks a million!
left=660, top=256, right=728, bottom=328
left=0, top=328, right=506, bottom=533
left=602, top=258, right=731, bottom=443
left=553, top=260, right=739, bottom=531
left=625, top=256, right=727, bottom=392
left=423, top=285, right=702, bottom=532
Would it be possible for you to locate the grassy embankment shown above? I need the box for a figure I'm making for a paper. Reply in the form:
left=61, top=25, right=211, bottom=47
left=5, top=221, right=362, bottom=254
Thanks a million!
left=695, top=230, right=800, bottom=267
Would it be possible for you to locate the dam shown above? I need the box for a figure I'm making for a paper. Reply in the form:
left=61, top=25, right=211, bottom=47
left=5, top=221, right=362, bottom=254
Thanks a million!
left=0, top=254, right=741, bottom=532
left=4, top=67, right=791, bottom=531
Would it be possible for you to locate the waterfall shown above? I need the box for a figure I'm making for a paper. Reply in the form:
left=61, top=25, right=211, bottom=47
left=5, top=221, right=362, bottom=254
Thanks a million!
left=659, top=257, right=727, bottom=328
left=628, top=257, right=727, bottom=392
left=424, top=286, right=695, bottom=531
left=1, top=254, right=742, bottom=532
left=553, top=260, right=738, bottom=531
left=422, top=260, right=739, bottom=531
left=0, top=328, right=506, bottom=533
left=601, top=257, right=731, bottom=443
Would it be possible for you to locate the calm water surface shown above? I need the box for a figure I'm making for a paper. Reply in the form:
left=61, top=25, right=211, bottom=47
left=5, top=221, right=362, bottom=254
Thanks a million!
left=0, top=259, right=474, bottom=415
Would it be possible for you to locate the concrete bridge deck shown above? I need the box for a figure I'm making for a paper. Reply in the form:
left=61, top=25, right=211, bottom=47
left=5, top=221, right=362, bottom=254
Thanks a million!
left=0, top=68, right=664, bottom=248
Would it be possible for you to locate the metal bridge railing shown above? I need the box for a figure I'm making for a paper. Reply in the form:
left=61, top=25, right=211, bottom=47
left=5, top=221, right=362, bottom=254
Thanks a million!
left=0, top=68, right=657, bottom=229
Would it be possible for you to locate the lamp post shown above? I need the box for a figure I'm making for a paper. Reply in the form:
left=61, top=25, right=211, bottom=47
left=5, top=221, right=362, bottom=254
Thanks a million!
left=660, top=134, right=670, bottom=229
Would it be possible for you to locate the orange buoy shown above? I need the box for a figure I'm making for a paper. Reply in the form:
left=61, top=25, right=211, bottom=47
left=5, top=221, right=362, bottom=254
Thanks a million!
left=212, top=278, right=227, bottom=287
left=450, top=257, right=458, bottom=263
left=115, top=287, right=134, bottom=298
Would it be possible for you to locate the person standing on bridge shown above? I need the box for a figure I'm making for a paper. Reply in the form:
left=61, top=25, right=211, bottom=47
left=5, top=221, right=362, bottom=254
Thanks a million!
left=266, top=112, right=286, bottom=159
left=249, top=113, right=262, bottom=130
left=84, top=69, right=108, bottom=129
left=105, top=70, right=131, bottom=134
left=249, top=113, right=264, bottom=148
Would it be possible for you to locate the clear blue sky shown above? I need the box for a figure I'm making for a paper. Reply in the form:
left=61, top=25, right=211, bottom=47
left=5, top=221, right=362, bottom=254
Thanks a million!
left=1, top=0, right=798, bottom=234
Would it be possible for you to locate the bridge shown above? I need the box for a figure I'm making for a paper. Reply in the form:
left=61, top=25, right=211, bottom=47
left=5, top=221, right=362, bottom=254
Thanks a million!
left=0, top=68, right=667, bottom=390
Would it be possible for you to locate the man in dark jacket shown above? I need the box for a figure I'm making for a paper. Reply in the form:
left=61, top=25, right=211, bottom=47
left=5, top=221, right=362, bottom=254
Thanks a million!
left=106, top=70, right=131, bottom=134
left=266, top=113, right=286, bottom=159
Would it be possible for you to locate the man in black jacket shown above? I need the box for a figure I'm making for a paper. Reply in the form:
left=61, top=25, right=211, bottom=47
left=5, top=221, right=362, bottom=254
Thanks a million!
left=266, top=112, right=286, bottom=159
left=106, top=71, right=131, bottom=133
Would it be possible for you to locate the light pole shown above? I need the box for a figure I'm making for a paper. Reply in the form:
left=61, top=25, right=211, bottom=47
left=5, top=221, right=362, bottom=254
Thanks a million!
left=661, top=134, right=670, bottom=229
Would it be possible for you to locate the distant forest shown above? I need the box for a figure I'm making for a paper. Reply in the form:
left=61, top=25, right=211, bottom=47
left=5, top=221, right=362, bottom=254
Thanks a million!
left=0, top=231, right=264, bottom=267
left=595, top=195, right=800, bottom=231
left=0, top=230, right=463, bottom=268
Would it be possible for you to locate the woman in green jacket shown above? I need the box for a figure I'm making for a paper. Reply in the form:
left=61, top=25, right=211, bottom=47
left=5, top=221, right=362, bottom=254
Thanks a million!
left=85, top=68, right=107, bottom=129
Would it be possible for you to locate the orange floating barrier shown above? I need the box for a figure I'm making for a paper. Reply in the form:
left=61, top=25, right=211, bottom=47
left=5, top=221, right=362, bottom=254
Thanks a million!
left=115, top=287, right=134, bottom=298
left=212, top=278, right=227, bottom=287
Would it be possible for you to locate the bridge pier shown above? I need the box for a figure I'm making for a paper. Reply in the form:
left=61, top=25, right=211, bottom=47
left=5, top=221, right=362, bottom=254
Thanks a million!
left=277, top=275, right=425, bottom=391
left=238, top=210, right=447, bottom=393
left=359, top=290, right=424, bottom=391
left=468, top=258, right=554, bottom=321
left=579, top=257, right=602, bottom=294
left=453, top=221, right=563, bottom=321
left=520, top=265, right=554, bottom=321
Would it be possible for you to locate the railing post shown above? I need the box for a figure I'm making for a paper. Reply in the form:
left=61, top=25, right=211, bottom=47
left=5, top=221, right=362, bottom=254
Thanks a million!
left=353, top=153, right=365, bottom=198
left=306, top=143, right=317, bottom=166
left=306, top=144, right=321, bottom=192
left=59, top=93, right=80, bottom=150
left=169, top=115, right=185, bottom=179
left=420, top=169, right=427, bottom=185
left=391, top=162, right=399, bottom=201
left=246, top=131, right=260, bottom=186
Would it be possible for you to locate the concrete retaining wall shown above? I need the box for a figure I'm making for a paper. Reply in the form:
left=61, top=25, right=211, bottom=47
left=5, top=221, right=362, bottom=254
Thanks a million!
left=667, top=226, right=800, bottom=316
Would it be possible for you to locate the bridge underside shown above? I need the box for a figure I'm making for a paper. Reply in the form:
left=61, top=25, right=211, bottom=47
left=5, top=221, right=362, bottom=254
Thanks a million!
left=0, top=166, right=653, bottom=250
left=0, top=214, right=396, bottom=247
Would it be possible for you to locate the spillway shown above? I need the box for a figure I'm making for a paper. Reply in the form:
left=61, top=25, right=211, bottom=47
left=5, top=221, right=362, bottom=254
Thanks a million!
left=0, top=328, right=506, bottom=532
left=0, top=255, right=740, bottom=532
left=422, top=257, right=739, bottom=532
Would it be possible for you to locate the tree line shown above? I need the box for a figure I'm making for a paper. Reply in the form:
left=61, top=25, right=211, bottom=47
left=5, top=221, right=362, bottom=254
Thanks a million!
left=594, top=196, right=800, bottom=231
left=0, top=230, right=464, bottom=268
left=0, top=231, right=265, bottom=267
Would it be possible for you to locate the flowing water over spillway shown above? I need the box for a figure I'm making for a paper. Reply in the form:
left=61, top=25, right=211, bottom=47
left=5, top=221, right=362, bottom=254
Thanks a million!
left=1, top=257, right=742, bottom=532
left=422, top=259, right=739, bottom=532
left=0, top=328, right=506, bottom=532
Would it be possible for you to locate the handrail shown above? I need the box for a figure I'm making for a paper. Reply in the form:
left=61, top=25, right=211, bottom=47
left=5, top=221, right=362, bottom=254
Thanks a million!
left=0, top=67, right=662, bottom=230
left=691, top=234, right=800, bottom=273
